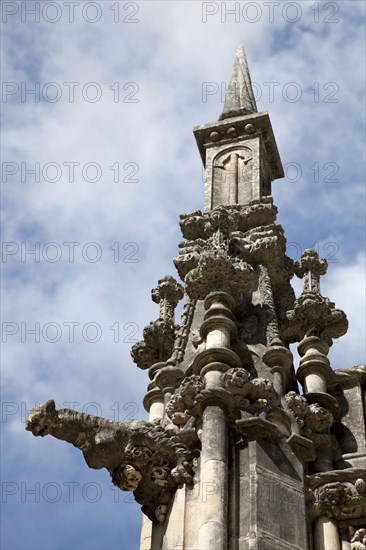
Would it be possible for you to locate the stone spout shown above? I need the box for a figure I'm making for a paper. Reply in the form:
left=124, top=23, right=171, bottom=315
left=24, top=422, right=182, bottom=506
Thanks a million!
left=26, top=400, right=195, bottom=522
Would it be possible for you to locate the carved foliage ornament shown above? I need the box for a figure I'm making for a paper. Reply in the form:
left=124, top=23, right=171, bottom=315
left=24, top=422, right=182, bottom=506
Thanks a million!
left=286, top=249, right=348, bottom=343
left=285, top=392, right=342, bottom=468
left=222, top=368, right=274, bottom=415
left=131, top=275, right=183, bottom=370
left=166, top=370, right=274, bottom=428
left=184, top=248, right=254, bottom=301
left=306, top=470, right=366, bottom=520
left=351, top=529, right=366, bottom=550
left=178, top=200, right=277, bottom=241
left=130, top=319, right=176, bottom=370
left=166, top=375, right=205, bottom=428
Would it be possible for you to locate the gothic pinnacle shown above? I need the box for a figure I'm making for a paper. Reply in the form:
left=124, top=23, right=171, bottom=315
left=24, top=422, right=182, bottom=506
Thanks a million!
left=219, top=45, right=258, bottom=121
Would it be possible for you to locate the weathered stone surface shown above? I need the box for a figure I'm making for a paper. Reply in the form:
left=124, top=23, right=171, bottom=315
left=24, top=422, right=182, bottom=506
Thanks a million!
left=219, top=46, right=257, bottom=120
left=131, top=275, right=183, bottom=370
left=25, top=45, right=365, bottom=550
left=285, top=249, right=348, bottom=344
left=330, top=365, right=366, bottom=467
left=351, top=528, right=366, bottom=549
left=26, top=400, right=195, bottom=521
left=131, top=318, right=177, bottom=370
left=306, top=468, right=366, bottom=521
left=285, top=391, right=342, bottom=472
left=234, top=438, right=308, bottom=549
left=151, top=275, right=184, bottom=321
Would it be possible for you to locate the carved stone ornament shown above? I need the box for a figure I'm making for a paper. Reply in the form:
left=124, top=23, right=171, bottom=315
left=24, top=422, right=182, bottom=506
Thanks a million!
left=151, top=275, right=184, bottom=321
left=184, top=248, right=254, bottom=301
left=306, top=468, right=366, bottom=521
left=286, top=249, right=348, bottom=343
left=285, top=392, right=342, bottom=470
left=26, top=400, right=195, bottom=522
left=130, top=318, right=176, bottom=370
left=194, top=370, right=274, bottom=423
left=166, top=375, right=204, bottom=428
left=178, top=200, right=277, bottom=242
left=351, top=529, right=366, bottom=550
left=222, top=367, right=274, bottom=415
left=131, top=275, right=183, bottom=370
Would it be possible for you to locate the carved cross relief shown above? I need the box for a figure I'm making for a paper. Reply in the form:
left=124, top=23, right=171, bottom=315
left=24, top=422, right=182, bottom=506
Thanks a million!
left=212, top=146, right=253, bottom=207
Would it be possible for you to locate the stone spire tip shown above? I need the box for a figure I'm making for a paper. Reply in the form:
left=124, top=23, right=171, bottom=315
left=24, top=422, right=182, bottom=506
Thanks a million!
left=219, top=45, right=258, bottom=121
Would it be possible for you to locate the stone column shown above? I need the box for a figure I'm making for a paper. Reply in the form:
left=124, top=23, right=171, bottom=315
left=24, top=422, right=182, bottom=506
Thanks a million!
left=297, top=336, right=331, bottom=395
left=176, top=234, right=254, bottom=549
left=288, top=249, right=348, bottom=413
left=340, top=527, right=351, bottom=550
left=140, top=363, right=165, bottom=550
left=263, top=345, right=293, bottom=400
left=197, top=292, right=238, bottom=550
left=314, top=517, right=340, bottom=550
left=144, top=363, right=166, bottom=422
left=198, top=402, right=228, bottom=550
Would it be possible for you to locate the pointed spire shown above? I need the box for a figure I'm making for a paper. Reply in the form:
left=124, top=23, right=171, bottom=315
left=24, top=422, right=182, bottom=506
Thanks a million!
left=219, top=46, right=258, bottom=121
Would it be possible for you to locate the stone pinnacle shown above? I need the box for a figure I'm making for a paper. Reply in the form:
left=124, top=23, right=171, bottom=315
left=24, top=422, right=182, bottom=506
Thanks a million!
left=219, top=45, right=258, bottom=121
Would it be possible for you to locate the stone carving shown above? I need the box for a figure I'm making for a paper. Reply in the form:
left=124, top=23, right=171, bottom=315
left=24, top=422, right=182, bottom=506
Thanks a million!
left=257, top=264, right=283, bottom=346
left=151, top=275, right=184, bottom=321
left=285, top=392, right=342, bottom=471
left=351, top=529, right=366, bottom=549
left=131, top=319, right=176, bottom=370
left=25, top=47, right=365, bottom=550
left=222, top=368, right=274, bottom=416
left=178, top=200, right=277, bottom=242
left=166, top=375, right=204, bottom=427
left=26, top=400, right=194, bottom=522
left=294, top=248, right=327, bottom=294
left=212, top=147, right=253, bottom=206
left=184, top=249, right=254, bottom=301
left=151, top=465, right=171, bottom=487
left=165, top=369, right=274, bottom=427
left=284, top=392, right=308, bottom=428
left=306, top=469, right=366, bottom=521
left=229, top=223, right=286, bottom=267
left=165, top=298, right=197, bottom=367
left=286, top=249, right=348, bottom=343
left=131, top=275, right=183, bottom=370
left=115, top=464, right=142, bottom=491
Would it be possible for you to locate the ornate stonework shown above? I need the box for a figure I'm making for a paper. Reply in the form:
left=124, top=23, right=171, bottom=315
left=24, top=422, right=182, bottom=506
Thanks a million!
left=26, top=46, right=365, bottom=550
left=26, top=400, right=195, bottom=522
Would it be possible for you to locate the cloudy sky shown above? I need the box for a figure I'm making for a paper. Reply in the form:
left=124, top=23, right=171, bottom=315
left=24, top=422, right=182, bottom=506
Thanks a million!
left=1, top=1, right=365, bottom=549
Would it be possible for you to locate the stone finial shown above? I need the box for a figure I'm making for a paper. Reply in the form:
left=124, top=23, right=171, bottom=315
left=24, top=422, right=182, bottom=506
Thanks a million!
left=151, top=275, right=184, bottom=322
left=131, top=275, right=183, bottom=370
left=286, top=248, right=348, bottom=343
left=219, top=45, right=258, bottom=121
left=295, top=249, right=327, bottom=294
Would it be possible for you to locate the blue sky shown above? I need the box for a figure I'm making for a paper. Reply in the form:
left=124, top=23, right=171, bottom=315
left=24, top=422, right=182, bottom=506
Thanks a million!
left=1, top=1, right=365, bottom=549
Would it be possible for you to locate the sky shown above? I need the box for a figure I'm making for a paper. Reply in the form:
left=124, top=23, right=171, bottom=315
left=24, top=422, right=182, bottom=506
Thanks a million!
left=1, top=1, right=365, bottom=549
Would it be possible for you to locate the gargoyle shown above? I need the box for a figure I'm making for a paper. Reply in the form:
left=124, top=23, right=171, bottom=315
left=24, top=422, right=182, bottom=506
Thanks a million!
left=26, top=400, right=194, bottom=521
